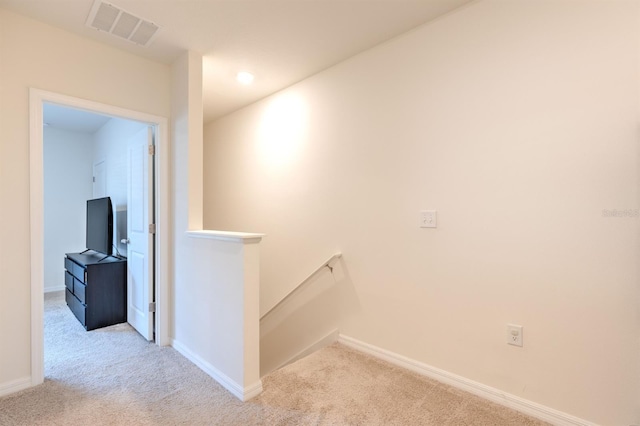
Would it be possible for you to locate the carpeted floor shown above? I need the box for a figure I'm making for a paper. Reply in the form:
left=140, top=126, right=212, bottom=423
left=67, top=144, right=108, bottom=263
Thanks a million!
left=0, top=291, right=548, bottom=425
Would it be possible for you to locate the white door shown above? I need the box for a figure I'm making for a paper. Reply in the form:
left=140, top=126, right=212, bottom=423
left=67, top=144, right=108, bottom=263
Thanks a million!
left=93, top=160, right=106, bottom=198
left=126, top=126, right=154, bottom=341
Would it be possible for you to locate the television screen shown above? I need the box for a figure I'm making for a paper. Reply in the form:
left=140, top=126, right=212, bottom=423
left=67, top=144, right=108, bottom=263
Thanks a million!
left=86, top=197, right=113, bottom=255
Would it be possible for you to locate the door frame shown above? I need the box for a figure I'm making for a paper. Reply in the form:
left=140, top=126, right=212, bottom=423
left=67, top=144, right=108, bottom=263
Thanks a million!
left=29, top=89, right=170, bottom=386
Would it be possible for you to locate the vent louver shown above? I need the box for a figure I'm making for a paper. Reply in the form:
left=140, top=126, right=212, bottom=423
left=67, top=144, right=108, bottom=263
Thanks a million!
left=86, top=0, right=159, bottom=47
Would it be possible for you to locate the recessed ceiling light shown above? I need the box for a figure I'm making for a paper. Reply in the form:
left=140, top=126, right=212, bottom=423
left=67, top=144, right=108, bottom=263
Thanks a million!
left=237, top=71, right=255, bottom=85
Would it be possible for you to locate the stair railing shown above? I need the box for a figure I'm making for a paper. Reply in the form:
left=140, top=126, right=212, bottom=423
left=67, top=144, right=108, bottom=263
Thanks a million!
left=260, top=253, right=342, bottom=321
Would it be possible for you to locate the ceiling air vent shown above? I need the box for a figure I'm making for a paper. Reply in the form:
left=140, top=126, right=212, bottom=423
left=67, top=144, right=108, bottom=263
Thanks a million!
left=86, top=0, right=159, bottom=47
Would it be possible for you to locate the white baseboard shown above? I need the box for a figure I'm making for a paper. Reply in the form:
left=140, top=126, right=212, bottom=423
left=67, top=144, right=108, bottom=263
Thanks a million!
left=0, top=376, right=32, bottom=398
left=338, top=335, right=596, bottom=426
left=44, top=285, right=65, bottom=294
left=171, top=339, right=263, bottom=402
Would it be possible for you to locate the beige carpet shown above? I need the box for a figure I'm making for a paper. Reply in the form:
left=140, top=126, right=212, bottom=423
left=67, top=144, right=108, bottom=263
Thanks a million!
left=0, top=291, right=548, bottom=425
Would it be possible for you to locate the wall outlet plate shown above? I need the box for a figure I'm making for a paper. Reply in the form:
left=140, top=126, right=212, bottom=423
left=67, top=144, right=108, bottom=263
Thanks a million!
left=507, top=324, right=523, bottom=347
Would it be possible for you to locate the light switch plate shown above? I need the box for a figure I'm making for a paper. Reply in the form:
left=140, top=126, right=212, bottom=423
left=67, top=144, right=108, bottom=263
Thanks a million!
left=420, top=210, right=437, bottom=228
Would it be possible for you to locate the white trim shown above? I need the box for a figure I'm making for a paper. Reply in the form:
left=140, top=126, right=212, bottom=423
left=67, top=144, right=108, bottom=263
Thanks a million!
left=171, top=339, right=263, bottom=401
left=0, top=377, right=32, bottom=397
left=30, top=90, right=45, bottom=388
left=186, top=230, right=264, bottom=244
left=44, top=286, right=65, bottom=294
left=338, top=335, right=597, bottom=426
left=242, top=380, right=264, bottom=401
left=29, top=89, right=171, bottom=391
left=154, top=109, right=171, bottom=347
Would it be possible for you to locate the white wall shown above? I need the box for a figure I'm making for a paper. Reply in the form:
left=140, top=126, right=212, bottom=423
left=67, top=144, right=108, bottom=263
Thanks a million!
left=0, top=8, right=170, bottom=393
left=171, top=51, right=203, bottom=343
left=203, top=1, right=640, bottom=424
left=43, top=127, right=93, bottom=292
left=171, top=52, right=262, bottom=400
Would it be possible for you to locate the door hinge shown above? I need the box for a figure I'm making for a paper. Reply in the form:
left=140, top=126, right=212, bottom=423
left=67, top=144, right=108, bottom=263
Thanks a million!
left=149, top=302, right=156, bottom=312
left=148, top=145, right=156, bottom=155
left=92, top=176, right=96, bottom=182
left=149, top=223, right=156, bottom=234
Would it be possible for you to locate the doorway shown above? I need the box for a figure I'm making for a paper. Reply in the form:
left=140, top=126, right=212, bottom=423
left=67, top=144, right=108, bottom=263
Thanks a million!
left=29, top=89, right=169, bottom=387
left=92, top=160, right=106, bottom=198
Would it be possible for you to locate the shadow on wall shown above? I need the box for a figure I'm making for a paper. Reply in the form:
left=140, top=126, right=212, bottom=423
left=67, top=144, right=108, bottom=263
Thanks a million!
left=259, top=257, right=360, bottom=376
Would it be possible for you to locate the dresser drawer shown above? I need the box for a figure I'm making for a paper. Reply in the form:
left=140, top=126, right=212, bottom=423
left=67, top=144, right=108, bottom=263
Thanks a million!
left=65, top=257, right=85, bottom=283
left=65, top=288, right=86, bottom=327
left=64, top=252, right=126, bottom=331
left=74, top=278, right=86, bottom=304
left=64, top=272, right=74, bottom=292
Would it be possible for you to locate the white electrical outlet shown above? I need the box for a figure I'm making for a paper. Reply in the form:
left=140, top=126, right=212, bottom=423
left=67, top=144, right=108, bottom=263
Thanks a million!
left=420, top=210, right=437, bottom=228
left=507, top=324, right=523, bottom=347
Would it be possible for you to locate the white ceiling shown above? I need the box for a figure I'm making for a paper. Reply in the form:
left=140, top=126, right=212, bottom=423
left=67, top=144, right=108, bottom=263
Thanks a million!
left=0, top=0, right=474, bottom=123
left=44, top=103, right=112, bottom=134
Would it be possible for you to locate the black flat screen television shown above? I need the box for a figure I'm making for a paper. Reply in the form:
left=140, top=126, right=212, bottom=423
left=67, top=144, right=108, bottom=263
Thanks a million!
left=86, top=197, right=113, bottom=256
